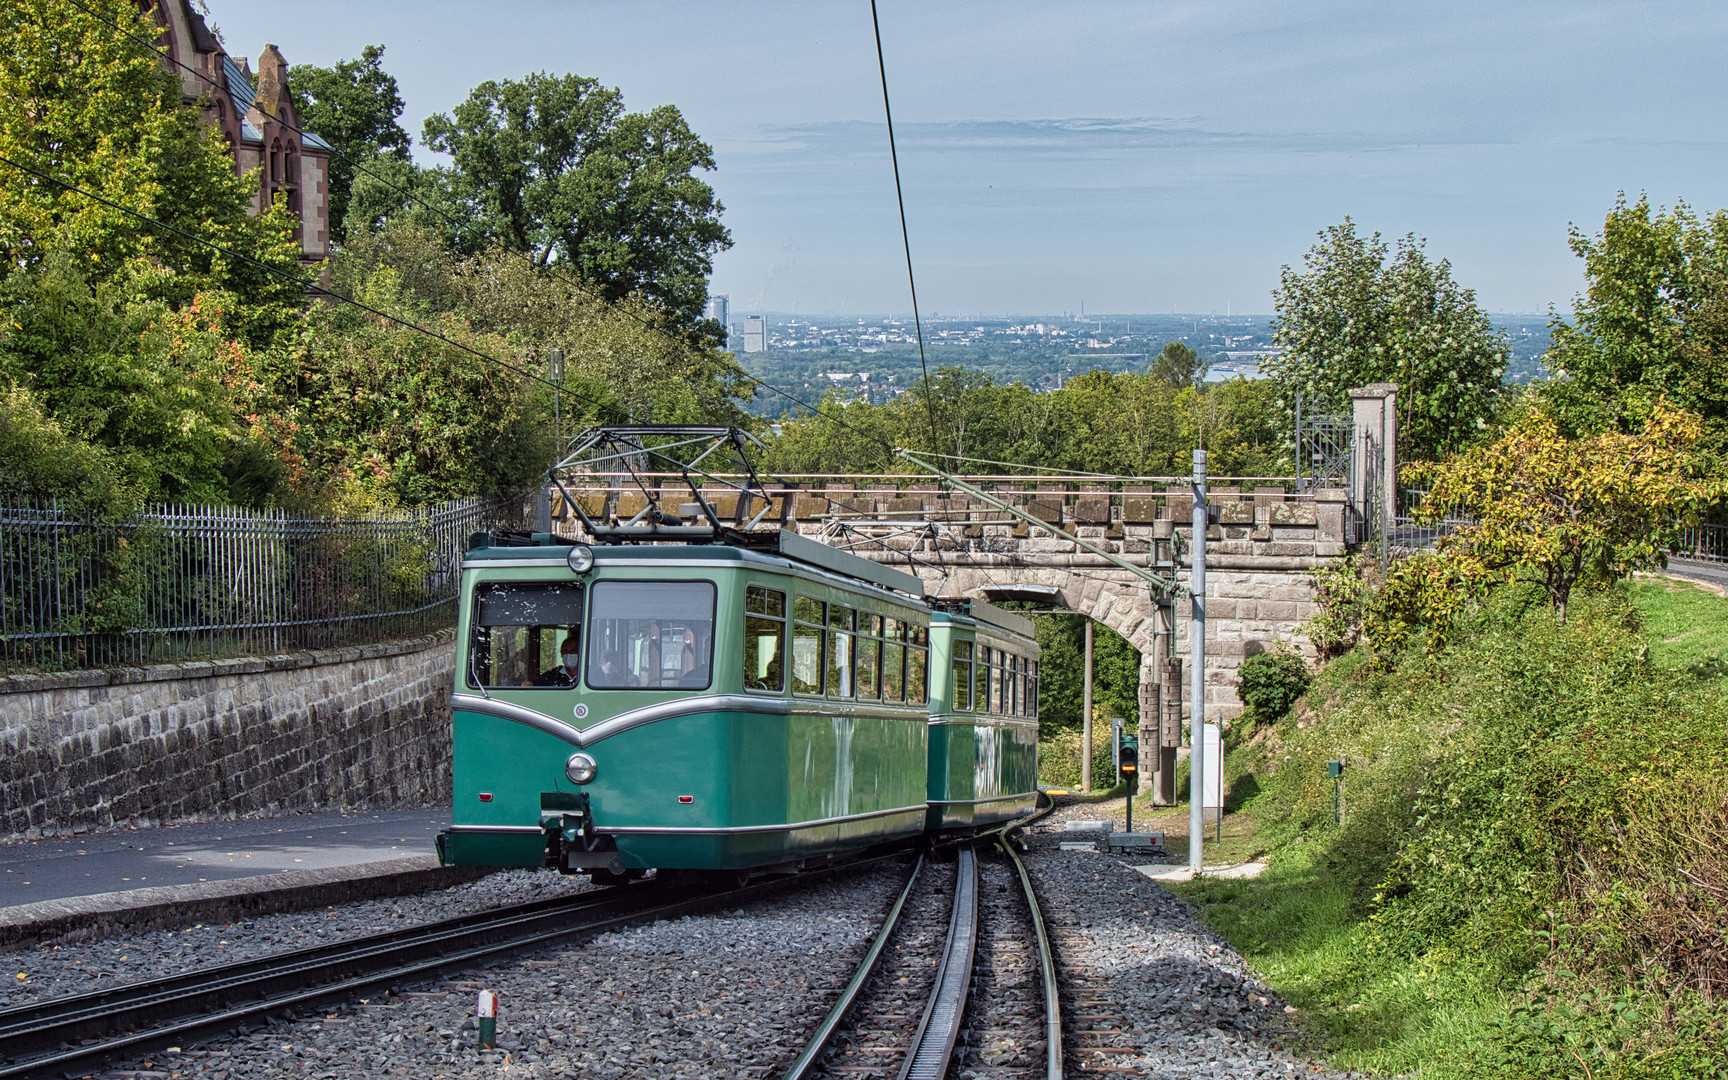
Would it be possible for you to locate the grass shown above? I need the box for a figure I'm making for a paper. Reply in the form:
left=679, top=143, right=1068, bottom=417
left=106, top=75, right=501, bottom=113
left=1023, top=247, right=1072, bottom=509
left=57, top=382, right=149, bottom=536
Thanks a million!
left=1147, top=580, right=1728, bottom=1078
left=1630, top=575, right=1728, bottom=669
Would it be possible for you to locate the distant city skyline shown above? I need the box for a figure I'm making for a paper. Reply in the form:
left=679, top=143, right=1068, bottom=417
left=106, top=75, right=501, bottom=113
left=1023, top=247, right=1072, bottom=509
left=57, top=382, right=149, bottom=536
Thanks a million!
left=212, top=1, right=1728, bottom=317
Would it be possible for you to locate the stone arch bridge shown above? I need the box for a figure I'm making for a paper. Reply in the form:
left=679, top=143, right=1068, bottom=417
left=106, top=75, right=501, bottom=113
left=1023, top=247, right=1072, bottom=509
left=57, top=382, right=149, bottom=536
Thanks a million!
left=549, top=387, right=1397, bottom=801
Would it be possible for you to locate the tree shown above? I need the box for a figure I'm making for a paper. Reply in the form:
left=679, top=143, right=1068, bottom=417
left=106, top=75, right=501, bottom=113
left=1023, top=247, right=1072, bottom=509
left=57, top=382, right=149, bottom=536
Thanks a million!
left=1149, top=341, right=1206, bottom=387
left=0, top=0, right=305, bottom=328
left=288, top=45, right=412, bottom=243
left=421, top=72, right=731, bottom=329
left=1265, top=219, right=1508, bottom=461
left=1367, top=402, right=1717, bottom=660
left=1542, top=194, right=1728, bottom=447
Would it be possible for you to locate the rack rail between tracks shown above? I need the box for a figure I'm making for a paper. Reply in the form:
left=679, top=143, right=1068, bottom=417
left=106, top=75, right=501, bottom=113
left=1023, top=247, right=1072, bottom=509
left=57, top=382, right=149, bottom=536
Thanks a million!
left=784, top=799, right=1062, bottom=1080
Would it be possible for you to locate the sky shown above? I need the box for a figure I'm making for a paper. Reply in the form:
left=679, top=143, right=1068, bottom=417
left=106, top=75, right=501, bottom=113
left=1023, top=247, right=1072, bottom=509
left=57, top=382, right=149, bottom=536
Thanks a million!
left=211, top=1, right=1728, bottom=317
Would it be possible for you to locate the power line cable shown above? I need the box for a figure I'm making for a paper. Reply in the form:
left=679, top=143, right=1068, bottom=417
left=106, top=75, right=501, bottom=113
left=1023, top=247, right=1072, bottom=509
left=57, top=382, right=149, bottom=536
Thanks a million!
left=68, top=0, right=912, bottom=453
left=0, top=152, right=631, bottom=423
left=55, top=0, right=1064, bottom=479
left=868, top=0, right=945, bottom=458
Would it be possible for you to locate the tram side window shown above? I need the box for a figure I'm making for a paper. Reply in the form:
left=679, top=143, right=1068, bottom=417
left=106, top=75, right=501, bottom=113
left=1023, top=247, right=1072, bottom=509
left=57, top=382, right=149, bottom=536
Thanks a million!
left=976, top=647, right=993, bottom=714
left=468, top=582, right=585, bottom=689
left=743, top=585, right=786, bottom=692
left=827, top=606, right=855, bottom=698
left=1014, top=654, right=1026, bottom=716
left=907, top=624, right=928, bottom=705
left=856, top=613, right=882, bottom=699
left=951, top=640, right=973, bottom=711
left=792, top=596, right=826, bottom=695
left=881, top=618, right=906, bottom=702
left=1027, top=659, right=1039, bottom=718
left=586, top=581, right=715, bottom=690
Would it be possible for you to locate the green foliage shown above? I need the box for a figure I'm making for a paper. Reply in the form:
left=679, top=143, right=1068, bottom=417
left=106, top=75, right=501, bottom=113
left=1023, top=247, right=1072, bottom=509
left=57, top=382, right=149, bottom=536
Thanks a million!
left=1149, top=340, right=1206, bottom=386
left=1543, top=194, right=1728, bottom=434
left=1369, top=402, right=1717, bottom=653
left=265, top=224, right=753, bottom=506
left=421, top=72, right=731, bottom=331
left=1236, top=648, right=1310, bottom=724
left=1265, top=218, right=1508, bottom=460
left=287, top=44, right=413, bottom=243
left=1033, top=613, right=1140, bottom=734
left=1036, top=725, right=1118, bottom=791
left=0, top=0, right=307, bottom=341
left=0, top=384, right=134, bottom=513
left=1302, top=555, right=1370, bottom=661
left=1200, top=586, right=1728, bottom=1075
left=760, top=365, right=1290, bottom=478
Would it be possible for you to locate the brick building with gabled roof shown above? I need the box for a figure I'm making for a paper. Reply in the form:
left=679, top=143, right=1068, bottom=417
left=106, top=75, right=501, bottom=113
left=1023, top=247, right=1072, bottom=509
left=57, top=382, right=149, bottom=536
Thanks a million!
left=145, top=0, right=332, bottom=264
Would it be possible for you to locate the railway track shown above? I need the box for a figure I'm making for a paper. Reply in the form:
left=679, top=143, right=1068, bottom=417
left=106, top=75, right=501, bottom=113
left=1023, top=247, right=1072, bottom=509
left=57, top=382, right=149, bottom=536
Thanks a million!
left=0, top=854, right=906, bottom=1080
left=784, top=833, right=1062, bottom=1080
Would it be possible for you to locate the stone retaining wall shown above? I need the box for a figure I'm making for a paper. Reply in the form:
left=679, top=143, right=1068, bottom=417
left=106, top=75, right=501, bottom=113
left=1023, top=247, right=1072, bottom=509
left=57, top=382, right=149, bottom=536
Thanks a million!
left=0, top=632, right=457, bottom=841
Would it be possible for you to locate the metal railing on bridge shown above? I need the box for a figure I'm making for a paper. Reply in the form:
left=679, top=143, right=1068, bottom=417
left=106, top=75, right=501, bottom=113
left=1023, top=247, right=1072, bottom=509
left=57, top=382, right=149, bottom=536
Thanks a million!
left=0, top=497, right=512, bottom=674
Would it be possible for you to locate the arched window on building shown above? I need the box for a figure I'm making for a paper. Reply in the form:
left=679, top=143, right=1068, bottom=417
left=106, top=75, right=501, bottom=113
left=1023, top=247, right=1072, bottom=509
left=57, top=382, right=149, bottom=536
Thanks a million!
left=284, top=146, right=302, bottom=241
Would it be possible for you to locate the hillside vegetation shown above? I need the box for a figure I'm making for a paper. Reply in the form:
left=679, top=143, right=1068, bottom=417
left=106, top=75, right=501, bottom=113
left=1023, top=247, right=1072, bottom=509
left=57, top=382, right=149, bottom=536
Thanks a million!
left=1182, top=581, right=1728, bottom=1077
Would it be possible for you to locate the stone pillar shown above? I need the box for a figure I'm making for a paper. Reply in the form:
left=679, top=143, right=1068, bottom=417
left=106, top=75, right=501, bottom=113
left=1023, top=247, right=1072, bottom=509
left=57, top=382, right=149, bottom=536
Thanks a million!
left=1348, top=383, right=1398, bottom=545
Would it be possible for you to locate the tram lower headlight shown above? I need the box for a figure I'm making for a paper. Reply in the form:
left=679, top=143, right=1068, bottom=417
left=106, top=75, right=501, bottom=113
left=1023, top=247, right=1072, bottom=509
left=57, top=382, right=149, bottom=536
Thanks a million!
left=565, top=752, right=598, bottom=785
left=566, top=544, right=595, bottom=574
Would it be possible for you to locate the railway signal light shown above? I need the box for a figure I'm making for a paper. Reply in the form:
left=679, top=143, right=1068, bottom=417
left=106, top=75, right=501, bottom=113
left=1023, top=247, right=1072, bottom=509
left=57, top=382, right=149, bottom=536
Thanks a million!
left=1118, top=734, right=1139, bottom=789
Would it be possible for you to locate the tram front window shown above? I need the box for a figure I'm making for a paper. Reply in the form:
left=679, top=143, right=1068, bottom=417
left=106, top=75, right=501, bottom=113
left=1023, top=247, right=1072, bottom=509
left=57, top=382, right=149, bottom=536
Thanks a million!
left=468, top=582, right=585, bottom=689
left=587, top=580, right=716, bottom=690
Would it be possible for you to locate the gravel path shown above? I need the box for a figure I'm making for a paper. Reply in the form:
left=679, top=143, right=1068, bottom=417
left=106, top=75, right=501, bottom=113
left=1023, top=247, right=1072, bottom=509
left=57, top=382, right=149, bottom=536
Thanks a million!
left=1025, top=833, right=1344, bottom=1079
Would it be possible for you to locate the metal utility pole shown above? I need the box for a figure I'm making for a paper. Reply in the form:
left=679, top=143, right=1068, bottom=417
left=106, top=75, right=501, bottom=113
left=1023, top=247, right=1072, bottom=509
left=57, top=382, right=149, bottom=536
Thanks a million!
left=1082, top=619, right=1094, bottom=791
left=1189, top=449, right=1207, bottom=874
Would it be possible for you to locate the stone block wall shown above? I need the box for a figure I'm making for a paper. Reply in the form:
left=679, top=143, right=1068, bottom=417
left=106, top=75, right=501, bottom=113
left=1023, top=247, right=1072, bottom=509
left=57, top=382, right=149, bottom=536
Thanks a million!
left=0, top=631, right=456, bottom=841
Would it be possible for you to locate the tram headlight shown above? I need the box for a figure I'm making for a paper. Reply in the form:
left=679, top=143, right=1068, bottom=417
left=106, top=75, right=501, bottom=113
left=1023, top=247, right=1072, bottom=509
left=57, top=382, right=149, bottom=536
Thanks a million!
left=566, top=544, right=595, bottom=574
left=565, top=752, right=598, bottom=785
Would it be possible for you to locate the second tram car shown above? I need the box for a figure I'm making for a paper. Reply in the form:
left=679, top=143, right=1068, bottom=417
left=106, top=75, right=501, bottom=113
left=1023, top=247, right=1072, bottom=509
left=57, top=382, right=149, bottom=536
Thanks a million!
left=925, top=600, right=1041, bottom=830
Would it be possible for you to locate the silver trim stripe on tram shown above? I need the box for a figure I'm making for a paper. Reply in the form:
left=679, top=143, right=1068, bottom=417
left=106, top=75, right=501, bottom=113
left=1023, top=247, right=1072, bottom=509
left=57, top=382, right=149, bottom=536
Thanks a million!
left=597, top=805, right=928, bottom=836
left=451, top=693, right=928, bottom=748
left=928, top=793, right=1039, bottom=807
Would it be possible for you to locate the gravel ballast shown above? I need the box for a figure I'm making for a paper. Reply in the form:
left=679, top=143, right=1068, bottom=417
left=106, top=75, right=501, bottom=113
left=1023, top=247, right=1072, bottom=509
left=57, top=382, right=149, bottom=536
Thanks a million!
left=3, top=817, right=1346, bottom=1078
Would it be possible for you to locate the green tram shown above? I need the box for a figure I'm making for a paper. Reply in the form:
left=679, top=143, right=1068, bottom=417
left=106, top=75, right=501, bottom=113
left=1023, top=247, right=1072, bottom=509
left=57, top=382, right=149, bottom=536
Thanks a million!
left=926, top=600, right=1041, bottom=831
left=435, top=528, right=1037, bottom=880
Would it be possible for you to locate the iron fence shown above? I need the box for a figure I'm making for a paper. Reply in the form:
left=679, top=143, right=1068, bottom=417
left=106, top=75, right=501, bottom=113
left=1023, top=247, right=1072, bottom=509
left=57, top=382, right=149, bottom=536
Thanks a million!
left=1672, top=522, right=1728, bottom=564
left=0, top=497, right=512, bottom=673
left=1389, top=488, right=1477, bottom=551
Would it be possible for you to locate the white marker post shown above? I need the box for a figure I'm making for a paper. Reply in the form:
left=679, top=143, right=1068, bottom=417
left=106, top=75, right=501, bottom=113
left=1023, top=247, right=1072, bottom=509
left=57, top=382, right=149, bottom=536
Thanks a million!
left=1190, top=449, right=1207, bottom=874
left=477, top=989, right=498, bottom=1050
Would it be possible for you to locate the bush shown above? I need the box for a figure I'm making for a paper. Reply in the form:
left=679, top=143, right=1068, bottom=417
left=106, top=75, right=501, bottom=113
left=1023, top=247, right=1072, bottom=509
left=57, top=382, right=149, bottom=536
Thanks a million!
left=1037, top=725, right=1119, bottom=791
left=1236, top=648, right=1311, bottom=724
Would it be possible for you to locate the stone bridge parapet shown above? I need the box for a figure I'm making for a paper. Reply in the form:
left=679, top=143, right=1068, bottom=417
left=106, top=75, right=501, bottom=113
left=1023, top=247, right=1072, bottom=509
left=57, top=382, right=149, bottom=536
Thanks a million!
left=553, top=478, right=1354, bottom=725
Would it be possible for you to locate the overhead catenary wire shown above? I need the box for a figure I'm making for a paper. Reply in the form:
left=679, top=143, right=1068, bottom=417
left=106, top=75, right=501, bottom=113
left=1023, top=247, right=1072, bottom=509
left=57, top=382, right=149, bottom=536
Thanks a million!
left=868, top=0, right=947, bottom=459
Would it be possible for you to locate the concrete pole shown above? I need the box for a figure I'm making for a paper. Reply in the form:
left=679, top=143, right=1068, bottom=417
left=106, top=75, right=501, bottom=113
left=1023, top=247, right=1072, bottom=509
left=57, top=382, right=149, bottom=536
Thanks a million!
left=1081, top=619, right=1094, bottom=791
left=1190, top=448, right=1207, bottom=873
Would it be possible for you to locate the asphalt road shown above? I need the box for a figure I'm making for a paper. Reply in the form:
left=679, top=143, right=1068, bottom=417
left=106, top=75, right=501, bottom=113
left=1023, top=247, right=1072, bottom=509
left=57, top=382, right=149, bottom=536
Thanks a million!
left=0, top=810, right=450, bottom=908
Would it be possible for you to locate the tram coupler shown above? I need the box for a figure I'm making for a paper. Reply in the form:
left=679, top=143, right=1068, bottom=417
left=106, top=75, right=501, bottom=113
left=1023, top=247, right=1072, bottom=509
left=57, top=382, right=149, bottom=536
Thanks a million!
left=540, top=791, right=624, bottom=874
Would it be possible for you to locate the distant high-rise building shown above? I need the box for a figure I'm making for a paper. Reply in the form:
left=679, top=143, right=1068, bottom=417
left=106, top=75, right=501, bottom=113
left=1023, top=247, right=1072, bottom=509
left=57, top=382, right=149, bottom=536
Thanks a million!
left=704, top=294, right=728, bottom=330
left=743, top=315, right=767, bottom=353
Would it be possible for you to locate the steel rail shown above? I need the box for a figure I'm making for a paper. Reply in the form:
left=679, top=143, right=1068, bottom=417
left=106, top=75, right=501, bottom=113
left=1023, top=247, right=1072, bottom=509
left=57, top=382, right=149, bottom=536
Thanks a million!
left=999, top=837, right=1065, bottom=1079
left=0, top=853, right=909, bottom=1080
left=898, top=846, right=979, bottom=1080
left=780, top=854, right=925, bottom=1080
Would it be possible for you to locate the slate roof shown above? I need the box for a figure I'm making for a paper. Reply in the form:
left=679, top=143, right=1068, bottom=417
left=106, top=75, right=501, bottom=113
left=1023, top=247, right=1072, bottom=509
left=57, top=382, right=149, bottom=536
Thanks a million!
left=219, top=51, right=328, bottom=150
left=221, top=53, right=262, bottom=141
